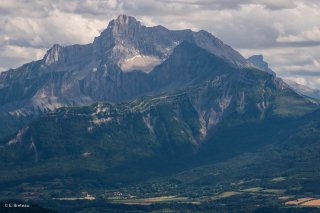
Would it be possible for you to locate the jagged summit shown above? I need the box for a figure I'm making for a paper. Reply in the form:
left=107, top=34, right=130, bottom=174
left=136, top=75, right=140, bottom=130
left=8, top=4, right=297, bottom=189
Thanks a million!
left=92, top=15, right=246, bottom=71
left=96, top=15, right=143, bottom=41
left=38, top=15, right=247, bottom=72
left=108, top=15, right=141, bottom=31
left=104, top=15, right=143, bottom=40
left=0, top=15, right=252, bottom=137
left=115, top=14, right=138, bottom=23
left=43, top=44, right=64, bottom=65
left=247, top=54, right=275, bottom=75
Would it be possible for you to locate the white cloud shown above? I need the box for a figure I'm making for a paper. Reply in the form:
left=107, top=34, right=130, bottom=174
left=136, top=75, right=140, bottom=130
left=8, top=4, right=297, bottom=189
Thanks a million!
left=0, top=45, right=45, bottom=60
left=285, top=76, right=307, bottom=85
left=0, top=0, right=109, bottom=70
left=0, top=45, right=46, bottom=71
left=139, top=16, right=156, bottom=27
left=0, top=0, right=319, bottom=88
left=277, top=27, right=320, bottom=42
left=259, top=0, right=296, bottom=10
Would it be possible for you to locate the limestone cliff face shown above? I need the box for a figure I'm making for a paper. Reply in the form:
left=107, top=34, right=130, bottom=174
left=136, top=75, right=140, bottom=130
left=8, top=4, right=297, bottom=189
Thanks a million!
left=246, top=54, right=275, bottom=76
left=0, top=15, right=265, bottom=139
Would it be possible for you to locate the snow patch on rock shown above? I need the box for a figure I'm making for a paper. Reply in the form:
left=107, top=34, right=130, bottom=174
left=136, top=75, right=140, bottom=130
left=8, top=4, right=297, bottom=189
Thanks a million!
left=120, top=54, right=162, bottom=73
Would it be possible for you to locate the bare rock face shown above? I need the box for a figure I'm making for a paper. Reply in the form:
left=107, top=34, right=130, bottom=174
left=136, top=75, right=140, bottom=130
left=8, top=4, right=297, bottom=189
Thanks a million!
left=0, top=15, right=250, bottom=138
left=44, top=44, right=64, bottom=66
left=246, top=54, right=276, bottom=76
left=93, top=15, right=173, bottom=71
left=93, top=15, right=246, bottom=72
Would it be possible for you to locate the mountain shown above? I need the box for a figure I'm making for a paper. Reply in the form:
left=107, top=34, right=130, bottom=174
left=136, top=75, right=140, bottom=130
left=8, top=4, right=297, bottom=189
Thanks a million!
left=284, top=79, right=320, bottom=99
left=1, top=15, right=320, bottom=212
left=0, top=15, right=246, bottom=140
left=1, top=38, right=318, bottom=203
left=93, top=15, right=246, bottom=70
left=246, top=54, right=276, bottom=75
left=247, top=55, right=320, bottom=100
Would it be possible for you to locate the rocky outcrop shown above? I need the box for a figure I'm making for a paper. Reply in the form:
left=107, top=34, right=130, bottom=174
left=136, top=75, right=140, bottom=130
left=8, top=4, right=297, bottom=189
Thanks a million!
left=0, top=15, right=290, bottom=139
left=0, top=15, right=245, bottom=118
left=246, top=54, right=275, bottom=75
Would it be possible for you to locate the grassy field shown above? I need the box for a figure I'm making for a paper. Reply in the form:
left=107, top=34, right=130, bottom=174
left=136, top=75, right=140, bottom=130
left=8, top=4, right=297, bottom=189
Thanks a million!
left=110, top=196, right=189, bottom=205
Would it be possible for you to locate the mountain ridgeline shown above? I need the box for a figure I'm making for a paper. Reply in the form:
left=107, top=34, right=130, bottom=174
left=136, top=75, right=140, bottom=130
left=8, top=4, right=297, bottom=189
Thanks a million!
left=0, top=15, right=248, bottom=139
left=0, top=15, right=319, bottom=211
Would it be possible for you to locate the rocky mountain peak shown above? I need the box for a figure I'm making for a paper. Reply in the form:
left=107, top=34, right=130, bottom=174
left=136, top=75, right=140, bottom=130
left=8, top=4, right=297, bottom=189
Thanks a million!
left=251, top=54, right=263, bottom=61
left=0, top=15, right=253, bottom=120
left=43, top=44, right=64, bottom=66
left=106, top=15, right=142, bottom=38
left=93, top=15, right=169, bottom=72
left=114, top=15, right=139, bottom=27
left=91, top=15, right=247, bottom=71
left=247, top=54, right=275, bottom=75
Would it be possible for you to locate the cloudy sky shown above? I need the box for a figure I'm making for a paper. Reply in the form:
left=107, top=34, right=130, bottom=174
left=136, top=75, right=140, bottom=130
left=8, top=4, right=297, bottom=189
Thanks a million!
left=1, top=0, right=320, bottom=88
